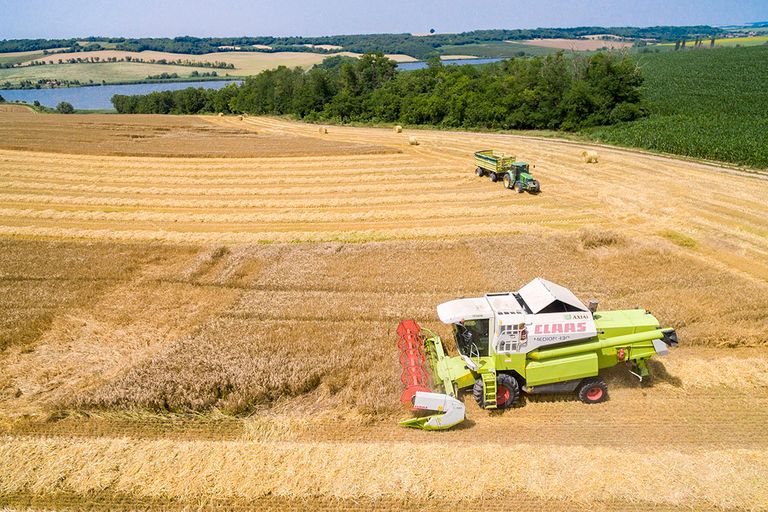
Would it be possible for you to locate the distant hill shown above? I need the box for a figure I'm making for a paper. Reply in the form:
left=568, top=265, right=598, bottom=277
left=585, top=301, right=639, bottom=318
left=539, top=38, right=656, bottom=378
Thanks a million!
left=0, top=26, right=725, bottom=60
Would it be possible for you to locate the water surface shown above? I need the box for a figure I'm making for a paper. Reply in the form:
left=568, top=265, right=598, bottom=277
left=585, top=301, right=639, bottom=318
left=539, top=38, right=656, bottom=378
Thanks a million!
left=1, top=80, right=242, bottom=110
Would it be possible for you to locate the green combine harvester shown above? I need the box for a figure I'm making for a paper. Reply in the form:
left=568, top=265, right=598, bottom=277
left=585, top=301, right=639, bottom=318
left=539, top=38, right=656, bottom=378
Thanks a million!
left=397, top=278, right=678, bottom=430
left=474, top=149, right=540, bottom=193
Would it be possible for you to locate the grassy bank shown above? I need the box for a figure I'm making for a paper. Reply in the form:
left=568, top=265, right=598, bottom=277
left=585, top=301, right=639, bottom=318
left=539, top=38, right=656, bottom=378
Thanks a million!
left=585, top=45, right=768, bottom=168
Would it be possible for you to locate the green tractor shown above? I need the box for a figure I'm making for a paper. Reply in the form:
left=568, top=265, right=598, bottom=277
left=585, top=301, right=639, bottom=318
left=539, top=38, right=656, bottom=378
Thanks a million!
left=474, top=149, right=540, bottom=193
left=398, top=278, right=678, bottom=429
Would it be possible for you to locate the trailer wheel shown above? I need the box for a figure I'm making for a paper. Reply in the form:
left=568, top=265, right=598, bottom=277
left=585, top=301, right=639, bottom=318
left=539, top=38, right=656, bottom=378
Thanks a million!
left=489, top=172, right=498, bottom=182
left=475, top=167, right=485, bottom=177
left=503, top=174, right=513, bottom=189
left=472, top=374, right=520, bottom=409
left=577, top=378, right=608, bottom=404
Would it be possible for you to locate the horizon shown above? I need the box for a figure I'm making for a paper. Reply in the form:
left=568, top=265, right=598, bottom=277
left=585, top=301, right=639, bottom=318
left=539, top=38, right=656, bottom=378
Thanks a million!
left=5, top=21, right=768, bottom=41
left=2, top=0, right=767, bottom=39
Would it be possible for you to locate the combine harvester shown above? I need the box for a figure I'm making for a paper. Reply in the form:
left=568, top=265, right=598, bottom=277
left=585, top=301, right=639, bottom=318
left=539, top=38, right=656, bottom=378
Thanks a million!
left=398, top=278, right=678, bottom=430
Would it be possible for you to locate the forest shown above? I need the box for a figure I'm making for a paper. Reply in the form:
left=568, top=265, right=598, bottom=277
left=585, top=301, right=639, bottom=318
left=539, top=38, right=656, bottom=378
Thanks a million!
left=111, top=52, right=645, bottom=131
left=112, top=52, right=644, bottom=130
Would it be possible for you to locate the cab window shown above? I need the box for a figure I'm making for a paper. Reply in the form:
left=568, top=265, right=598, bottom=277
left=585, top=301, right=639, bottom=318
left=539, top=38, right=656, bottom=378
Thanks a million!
left=454, top=319, right=490, bottom=357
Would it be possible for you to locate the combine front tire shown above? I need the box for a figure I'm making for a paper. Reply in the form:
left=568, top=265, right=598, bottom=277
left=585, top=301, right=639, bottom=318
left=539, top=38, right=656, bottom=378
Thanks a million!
left=473, top=374, right=520, bottom=409
left=577, top=378, right=608, bottom=404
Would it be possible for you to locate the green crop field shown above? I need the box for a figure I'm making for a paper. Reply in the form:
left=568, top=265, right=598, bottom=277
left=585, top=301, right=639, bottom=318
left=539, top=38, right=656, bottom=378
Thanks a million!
left=0, top=51, right=46, bottom=66
left=439, top=42, right=558, bottom=58
left=0, top=61, right=218, bottom=86
left=586, top=45, right=768, bottom=169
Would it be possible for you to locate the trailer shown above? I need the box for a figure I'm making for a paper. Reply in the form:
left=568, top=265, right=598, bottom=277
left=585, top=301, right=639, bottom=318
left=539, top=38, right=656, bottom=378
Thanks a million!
left=474, top=150, right=515, bottom=182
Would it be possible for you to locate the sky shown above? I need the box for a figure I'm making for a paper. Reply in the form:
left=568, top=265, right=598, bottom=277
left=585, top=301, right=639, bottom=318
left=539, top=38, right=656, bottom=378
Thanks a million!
left=1, top=0, right=767, bottom=39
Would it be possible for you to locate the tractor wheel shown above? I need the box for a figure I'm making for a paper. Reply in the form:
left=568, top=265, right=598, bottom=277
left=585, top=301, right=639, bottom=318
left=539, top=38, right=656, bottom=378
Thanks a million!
left=514, top=182, right=524, bottom=193
left=503, top=174, right=513, bottom=189
left=489, top=172, right=498, bottom=182
left=577, top=378, right=608, bottom=404
left=472, top=374, right=520, bottom=409
left=475, top=167, right=485, bottom=177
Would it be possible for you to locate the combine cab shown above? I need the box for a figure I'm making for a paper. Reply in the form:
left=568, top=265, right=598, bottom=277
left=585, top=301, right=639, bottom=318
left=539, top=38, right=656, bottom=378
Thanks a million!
left=398, top=278, right=678, bottom=429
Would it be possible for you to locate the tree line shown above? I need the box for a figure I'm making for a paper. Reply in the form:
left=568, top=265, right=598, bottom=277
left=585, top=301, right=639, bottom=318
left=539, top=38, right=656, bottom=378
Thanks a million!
left=6, top=56, right=235, bottom=70
left=112, top=52, right=646, bottom=131
left=1, top=26, right=725, bottom=59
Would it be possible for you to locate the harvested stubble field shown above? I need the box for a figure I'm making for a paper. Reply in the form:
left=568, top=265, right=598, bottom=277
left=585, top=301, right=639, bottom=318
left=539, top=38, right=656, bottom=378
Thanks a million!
left=1, top=112, right=768, bottom=511
left=521, top=38, right=635, bottom=50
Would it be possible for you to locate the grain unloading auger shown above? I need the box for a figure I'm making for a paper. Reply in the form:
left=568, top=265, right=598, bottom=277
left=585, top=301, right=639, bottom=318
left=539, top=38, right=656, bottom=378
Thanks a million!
left=398, top=278, right=678, bottom=431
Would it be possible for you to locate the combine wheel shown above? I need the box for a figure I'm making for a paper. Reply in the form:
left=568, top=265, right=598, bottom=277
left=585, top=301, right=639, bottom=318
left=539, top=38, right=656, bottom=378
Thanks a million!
left=472, top=374, right=520, bottom=409
left=475, top=167, right=485, bottom=177
left=502, top=174, right=513, bottom=189
left=489, top=172, right=498, bottom=182
left=577, top=378, right=608, bottom=404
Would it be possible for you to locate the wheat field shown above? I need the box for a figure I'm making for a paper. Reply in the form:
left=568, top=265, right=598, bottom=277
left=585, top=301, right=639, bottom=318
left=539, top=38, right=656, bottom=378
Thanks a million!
left=1, top=111, right=767, bottom=510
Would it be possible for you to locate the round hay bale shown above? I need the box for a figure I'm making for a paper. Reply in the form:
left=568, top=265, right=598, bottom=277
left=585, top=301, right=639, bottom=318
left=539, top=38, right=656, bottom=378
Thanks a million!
left=217, top=112, right=224, bottom=117
left=394, top=125, right=403, bottom=133
left=319, top=127, right=328, bottom=134
left=238, top=115, right=244, bottom=121
left=408, top=136, right=419, bottom=146
left=581, top=150, right=599, bottom=163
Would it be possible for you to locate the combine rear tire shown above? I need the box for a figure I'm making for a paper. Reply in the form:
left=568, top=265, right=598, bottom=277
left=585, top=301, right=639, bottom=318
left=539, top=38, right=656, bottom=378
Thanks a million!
left=577, top=378, right=608, bottom=404
left=475, top=167, right=485, bottom=177
left=473, top=374, right=520, bottom=409
left=503, top=174, right=513, bottom=189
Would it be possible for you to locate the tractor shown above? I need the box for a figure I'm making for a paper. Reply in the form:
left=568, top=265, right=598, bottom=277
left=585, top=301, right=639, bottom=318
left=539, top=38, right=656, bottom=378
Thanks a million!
left=474, top=149, right=540, bottom=193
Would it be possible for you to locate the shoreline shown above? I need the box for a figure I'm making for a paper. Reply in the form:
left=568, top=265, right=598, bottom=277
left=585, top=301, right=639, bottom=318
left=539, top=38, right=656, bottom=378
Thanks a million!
left=0, top=76, right=244, bottom=91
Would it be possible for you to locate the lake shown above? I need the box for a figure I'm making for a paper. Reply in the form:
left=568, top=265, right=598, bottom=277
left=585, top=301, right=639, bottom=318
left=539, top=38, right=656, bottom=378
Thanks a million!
left=0, top=80, right=242, bottom=110
left=396, top=58, right=503, bottom=71
left=0, top=59, right=502, bottom=110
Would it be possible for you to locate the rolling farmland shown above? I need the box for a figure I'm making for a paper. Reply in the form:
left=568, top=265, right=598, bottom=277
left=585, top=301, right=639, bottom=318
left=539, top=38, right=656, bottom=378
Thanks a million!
left=0, top=49, right=416, bottom=86
left=1, top=111, right=768, bottom=510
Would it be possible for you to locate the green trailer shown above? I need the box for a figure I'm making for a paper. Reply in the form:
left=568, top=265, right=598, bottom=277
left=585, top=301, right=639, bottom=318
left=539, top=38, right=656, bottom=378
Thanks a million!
left=474, top=149, right=540, bottom=193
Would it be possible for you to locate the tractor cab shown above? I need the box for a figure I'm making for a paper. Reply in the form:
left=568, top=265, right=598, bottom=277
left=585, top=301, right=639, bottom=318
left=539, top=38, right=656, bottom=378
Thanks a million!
left=512, top=162, right=529, bottom=176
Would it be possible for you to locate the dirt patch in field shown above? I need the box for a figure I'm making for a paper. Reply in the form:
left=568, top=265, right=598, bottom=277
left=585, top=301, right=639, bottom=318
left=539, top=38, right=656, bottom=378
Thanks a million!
left=0, top=112, right=397, bottom=157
